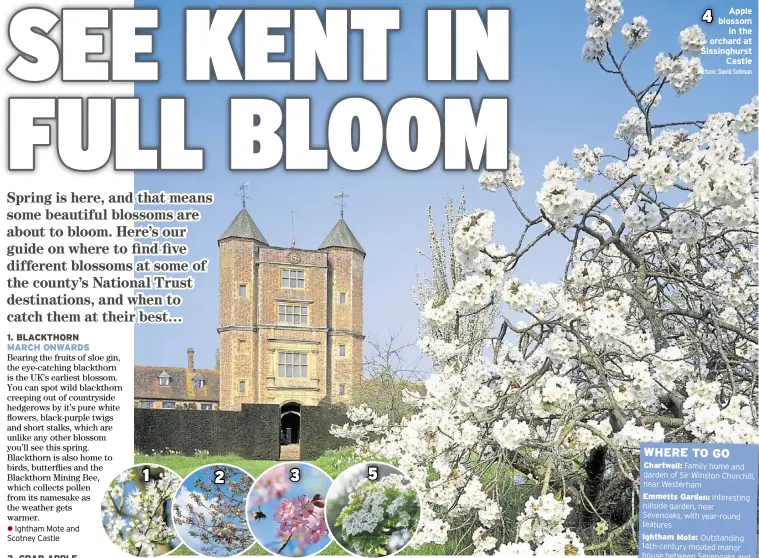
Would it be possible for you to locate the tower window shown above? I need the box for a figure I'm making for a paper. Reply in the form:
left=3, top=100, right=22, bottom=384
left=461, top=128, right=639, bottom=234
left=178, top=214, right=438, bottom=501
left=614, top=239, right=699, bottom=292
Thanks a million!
left=339, top=384, right=345, bottom=395
left=282, top=269, right=305, bottom=288
left=278, top=304, right=309, bottom=325
left=339, top=292, right=347, bottom=304
left=339, top=344, right=346, bottom=357
left=278, top=352, right=308, bottom=378
left=239, top=380, right=246, bottom=394
left=239, top=284, right=247, bottom=297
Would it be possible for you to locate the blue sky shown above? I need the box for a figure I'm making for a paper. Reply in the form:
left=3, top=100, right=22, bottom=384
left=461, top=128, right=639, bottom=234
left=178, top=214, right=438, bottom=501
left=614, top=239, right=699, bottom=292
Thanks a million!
left=134, top=0, right=758, bottom=370
left=247, top=463, right=333, bottom=556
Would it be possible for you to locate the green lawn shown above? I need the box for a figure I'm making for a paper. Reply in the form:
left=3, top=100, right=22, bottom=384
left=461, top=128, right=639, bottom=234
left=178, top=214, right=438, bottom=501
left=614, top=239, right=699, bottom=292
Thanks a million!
left=134, top=450, right=454, bottom=556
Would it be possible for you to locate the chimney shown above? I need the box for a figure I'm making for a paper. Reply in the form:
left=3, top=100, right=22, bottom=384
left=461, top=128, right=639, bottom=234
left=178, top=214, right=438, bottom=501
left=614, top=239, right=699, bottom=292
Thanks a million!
left=187, top=348, right=195, bottom=373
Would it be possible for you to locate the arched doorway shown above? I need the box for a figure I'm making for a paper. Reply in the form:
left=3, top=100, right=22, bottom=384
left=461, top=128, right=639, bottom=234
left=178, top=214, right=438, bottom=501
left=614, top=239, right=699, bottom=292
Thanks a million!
left=280, top=402, right=301, bottom=445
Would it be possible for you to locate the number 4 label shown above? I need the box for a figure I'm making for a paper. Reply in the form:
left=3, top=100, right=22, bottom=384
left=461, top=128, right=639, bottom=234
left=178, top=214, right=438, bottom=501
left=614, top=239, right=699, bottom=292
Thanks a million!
left=702, top=9, right=713, bottom=23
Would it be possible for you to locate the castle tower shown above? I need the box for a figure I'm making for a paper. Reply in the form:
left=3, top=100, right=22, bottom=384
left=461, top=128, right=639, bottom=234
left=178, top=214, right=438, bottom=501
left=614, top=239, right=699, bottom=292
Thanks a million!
left=218, top=208, right=268, bottom=410
left=319, top=219, right=365, bottom=403
left=217, top=204, right=364, bottom=411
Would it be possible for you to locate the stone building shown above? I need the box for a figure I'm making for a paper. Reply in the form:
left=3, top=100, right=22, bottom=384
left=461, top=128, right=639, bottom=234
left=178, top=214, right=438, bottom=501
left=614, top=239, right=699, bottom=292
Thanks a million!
left=134, top=348, right=220, bottom=410
left=133, top=208, right=365, bottom=444
left=217, top=208, right=365, bottom=417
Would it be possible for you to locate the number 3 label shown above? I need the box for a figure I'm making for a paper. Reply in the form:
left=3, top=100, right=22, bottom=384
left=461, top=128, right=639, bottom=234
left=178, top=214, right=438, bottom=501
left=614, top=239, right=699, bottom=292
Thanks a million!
left=290, top=467, right=301, bottom=482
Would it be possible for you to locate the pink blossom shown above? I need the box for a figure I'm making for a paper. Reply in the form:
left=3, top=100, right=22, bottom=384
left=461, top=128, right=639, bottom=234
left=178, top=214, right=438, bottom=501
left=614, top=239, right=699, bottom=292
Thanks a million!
left=249, top=467, right=289, bottom=507
left=273, top=496, right=328, bottom=546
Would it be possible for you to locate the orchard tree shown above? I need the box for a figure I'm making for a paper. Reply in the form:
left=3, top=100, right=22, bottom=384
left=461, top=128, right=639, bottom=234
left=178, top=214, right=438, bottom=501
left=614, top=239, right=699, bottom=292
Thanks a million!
left=333, top=1, right=758, bottom=555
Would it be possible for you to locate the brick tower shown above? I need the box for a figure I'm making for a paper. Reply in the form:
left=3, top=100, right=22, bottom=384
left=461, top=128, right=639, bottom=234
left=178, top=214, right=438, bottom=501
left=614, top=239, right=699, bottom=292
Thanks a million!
left=217, top=209, right=268, bottom=410
left=319, top=219, right=365, bottom=404
left=217, top=209, right=364, bottom=411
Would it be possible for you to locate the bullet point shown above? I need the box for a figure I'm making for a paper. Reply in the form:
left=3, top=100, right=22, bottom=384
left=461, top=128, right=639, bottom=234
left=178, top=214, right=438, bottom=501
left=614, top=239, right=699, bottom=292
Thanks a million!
left=7, top=526, right=12, bottom=531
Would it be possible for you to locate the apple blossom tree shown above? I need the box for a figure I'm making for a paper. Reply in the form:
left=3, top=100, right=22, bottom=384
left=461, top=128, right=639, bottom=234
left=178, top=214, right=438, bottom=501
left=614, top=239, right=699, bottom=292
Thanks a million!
left=332, top=1, right=758, bottom=555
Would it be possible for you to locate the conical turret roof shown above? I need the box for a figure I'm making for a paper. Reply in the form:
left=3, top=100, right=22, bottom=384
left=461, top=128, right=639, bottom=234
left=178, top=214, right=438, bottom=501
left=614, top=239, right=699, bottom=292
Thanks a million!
left=319, top=218, right=365, bottom=254
left=218, top=209, right=268, bottom=244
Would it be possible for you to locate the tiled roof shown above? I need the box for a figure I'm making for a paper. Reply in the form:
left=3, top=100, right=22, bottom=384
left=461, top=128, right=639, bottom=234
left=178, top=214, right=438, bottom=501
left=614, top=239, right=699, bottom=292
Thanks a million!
left=319, top=219, right=365, bottom=254
left=219, top=209, right=268, bottom=244
left=134, top=366, right=220, bottom=402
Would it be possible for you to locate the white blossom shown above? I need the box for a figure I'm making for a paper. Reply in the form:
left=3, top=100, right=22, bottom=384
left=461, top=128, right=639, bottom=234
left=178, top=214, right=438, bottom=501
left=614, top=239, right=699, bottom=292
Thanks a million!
left=478, top=152, right=525, bottom=192
left=654, top=54, right=704, bottom=95
left=621, top=16, right=650, bottom=48
left=333, top=5, right=758, bottom=554
left=678, top=25, right=706, bottom=55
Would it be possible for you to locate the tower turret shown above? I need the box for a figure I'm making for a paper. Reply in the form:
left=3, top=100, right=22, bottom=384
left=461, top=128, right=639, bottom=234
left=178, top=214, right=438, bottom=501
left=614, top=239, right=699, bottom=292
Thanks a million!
left=319, top=218, right=365, bottom=403
left=218, top=208, right=267, bottom=410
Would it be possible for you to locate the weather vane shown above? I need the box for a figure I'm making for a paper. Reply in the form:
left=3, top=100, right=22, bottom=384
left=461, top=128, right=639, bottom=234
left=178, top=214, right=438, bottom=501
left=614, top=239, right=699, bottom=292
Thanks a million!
left=290, top=209, right=296, bottom=248
left=334, top=189, right=348, bottom=218
left=236, top=182, right=252, bottom=209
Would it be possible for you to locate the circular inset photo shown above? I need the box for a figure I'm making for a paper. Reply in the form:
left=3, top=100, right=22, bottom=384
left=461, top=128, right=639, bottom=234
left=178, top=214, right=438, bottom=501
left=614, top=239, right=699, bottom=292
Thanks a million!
left=101, top=463, right=182, bottom=556
left=172, top=464, right=256, bottom=557
left=326, top=462, right=421, bottom=557
left=247, top=462, right=333, bottom=557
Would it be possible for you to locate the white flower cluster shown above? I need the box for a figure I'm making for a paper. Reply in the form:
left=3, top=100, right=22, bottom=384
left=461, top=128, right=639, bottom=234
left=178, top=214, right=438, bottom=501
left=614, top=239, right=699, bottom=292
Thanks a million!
left=612, top=420, right=665, bottom=450
left=654, top=53, right=704, bottom=96
left=623, top=201, right=661, bottom=233
left=641, top=91, right=662, bottom=110
left=478, top=151, right=525, bottom=192
left=621, top=16, right=650, bottom=49
left=582, top=0, right=623, bottom=61
left=736, top=95, right=759, bottom=133
left=683, top=381, right=759, bottom=444
left=572, top=145, right=604, bottom=180
left=615, top=107, right=646, bottom=141
left=628, top=150, right=678, bottom=192
left=604, top=162, right=633, bottom=184
left=562, top=419, right=613, bottom=456
left=537, top=160, right=595, bottom=230
left=586, top=293, right=631, bottom=344
left=101, top=469, right=180, bottom=556
left=679, top=112, right=753, bottom=209
left=667, top=211, right=703, bottom=245
left=516, top=494, right=573, bottom=545
left=529, top=375, right=576, bottom=418
left=542, top=330, right=579, bottom=364
left=678, top=25, right=706, bottom=55
left=340, top=490, right=388, bottom=536
left=492, top=418, right=531, bottom=450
